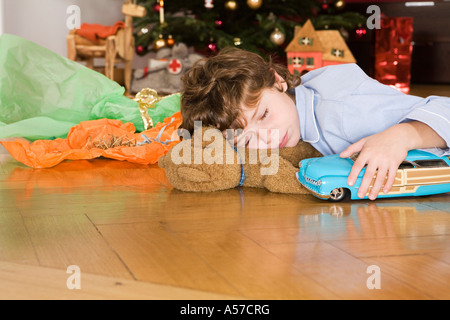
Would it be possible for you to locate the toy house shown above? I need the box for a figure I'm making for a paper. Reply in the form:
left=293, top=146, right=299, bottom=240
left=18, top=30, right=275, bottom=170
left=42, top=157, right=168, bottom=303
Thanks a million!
left=285, top=20, right=356, bottom=75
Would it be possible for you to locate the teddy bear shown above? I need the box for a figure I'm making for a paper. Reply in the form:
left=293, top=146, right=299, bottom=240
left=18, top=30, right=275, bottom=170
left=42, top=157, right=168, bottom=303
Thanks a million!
left=158, top=126, right=322, bottom=194
left=131, top=42, right=204, bottom=94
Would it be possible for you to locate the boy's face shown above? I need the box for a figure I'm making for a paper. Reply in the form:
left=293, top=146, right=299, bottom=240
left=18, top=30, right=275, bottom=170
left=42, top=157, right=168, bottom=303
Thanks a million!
left=233, top=86, right=301, bottom=149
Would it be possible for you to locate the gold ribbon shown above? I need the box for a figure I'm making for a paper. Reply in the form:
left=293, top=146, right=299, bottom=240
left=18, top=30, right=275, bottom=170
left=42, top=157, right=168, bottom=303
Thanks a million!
left=133, top=88, right=180, bottom=130
left=133, top=88, right=161, bottom=130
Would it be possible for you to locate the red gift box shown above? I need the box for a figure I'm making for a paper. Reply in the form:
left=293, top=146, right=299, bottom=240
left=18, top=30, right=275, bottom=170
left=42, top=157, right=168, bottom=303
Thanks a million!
left=374, top=17, right=414, bottom=94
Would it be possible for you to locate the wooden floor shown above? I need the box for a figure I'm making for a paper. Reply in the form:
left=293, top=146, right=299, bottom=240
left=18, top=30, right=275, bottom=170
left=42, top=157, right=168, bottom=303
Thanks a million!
left=0, top=84, right=449, bottom=300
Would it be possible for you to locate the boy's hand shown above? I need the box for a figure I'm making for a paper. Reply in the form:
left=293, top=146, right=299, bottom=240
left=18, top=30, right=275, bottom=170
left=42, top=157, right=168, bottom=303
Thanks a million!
left=339, top=129, right=409, bottom=200
left=339, top=121, right=446, bottom=200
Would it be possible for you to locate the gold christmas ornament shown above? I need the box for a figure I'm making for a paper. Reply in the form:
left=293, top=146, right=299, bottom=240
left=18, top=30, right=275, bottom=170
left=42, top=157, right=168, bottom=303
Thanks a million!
left=166, top=34, right=175, bottom=47
left=153, top=34, right=167, bottom=51
left=225, top=0, right=238, bottom=10
left=247, top=0, right=262, bottom=10
left=270, top=28, right=285, bottom=46
left=335, top=0, right=345, bottom=9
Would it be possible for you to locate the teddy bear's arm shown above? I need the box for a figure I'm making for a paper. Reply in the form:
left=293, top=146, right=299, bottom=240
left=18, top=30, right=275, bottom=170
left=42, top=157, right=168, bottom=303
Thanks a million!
left=279, top=141, right=322, bottom=168
left=263, top=157, right=310, bottom=194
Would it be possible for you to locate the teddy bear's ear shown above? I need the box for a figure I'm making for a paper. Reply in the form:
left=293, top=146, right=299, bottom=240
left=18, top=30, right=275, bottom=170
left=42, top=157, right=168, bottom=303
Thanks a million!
left=189, top=126, right=226, bottom=148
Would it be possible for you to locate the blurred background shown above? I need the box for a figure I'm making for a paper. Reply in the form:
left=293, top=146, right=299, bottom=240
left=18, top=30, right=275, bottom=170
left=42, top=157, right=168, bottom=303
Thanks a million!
left=1, top=0, right=449, bottom=90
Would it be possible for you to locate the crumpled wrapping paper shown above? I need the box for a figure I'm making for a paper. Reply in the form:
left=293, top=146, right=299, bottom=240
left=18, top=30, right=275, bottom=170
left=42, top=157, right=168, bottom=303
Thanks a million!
left=0, top=34, right=143, bottom=141
left=0, top=112, right=182, bottom=168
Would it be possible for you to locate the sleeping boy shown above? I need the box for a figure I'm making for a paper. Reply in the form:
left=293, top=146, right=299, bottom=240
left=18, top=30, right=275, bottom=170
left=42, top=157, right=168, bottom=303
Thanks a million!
left=179, top=47, right=449, bottom=200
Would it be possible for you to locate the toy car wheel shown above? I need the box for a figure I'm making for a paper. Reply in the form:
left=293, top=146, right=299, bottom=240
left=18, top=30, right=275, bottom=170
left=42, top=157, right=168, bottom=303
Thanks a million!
left=329, top=205, right=344, bottom=217
left=329, top=188, right=347, bottom=202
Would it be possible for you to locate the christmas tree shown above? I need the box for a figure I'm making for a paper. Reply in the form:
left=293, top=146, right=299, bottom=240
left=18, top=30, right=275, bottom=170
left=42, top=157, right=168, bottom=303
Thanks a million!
left=133, top=0, right=365, bottom=59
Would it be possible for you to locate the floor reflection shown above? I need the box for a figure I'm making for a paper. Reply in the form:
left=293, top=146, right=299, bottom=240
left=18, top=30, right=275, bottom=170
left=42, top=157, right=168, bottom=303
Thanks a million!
left=2, top=155, right=449, bottom=242
left=2, top=159, right=172, bottom=196
left=0, top=159, right=173, bottom=218
left=297, top=200, right=450, bottom=241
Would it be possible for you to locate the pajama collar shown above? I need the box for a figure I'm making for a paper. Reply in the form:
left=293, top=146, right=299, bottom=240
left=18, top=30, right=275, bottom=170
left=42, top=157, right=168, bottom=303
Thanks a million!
left=295, top=85, right=320, bottom=144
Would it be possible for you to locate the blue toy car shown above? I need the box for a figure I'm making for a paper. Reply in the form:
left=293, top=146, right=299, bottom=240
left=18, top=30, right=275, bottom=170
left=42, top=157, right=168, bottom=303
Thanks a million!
left=297, top=150, right=450, bottom=201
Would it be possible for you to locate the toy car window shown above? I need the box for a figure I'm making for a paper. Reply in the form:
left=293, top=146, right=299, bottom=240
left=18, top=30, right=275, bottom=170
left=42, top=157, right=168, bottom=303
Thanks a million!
left=350, top=152, right=360, bottom=162
left=399, top=161, right=415, bottom=169
left=414, top=159, right=449, bottom=168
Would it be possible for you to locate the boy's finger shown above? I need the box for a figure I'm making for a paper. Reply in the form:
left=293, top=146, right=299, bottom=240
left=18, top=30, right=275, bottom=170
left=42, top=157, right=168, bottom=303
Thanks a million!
left=369, top=168, right=388, bottom=200
left=340, top=139, right=365, bottom=158
left=357, top=165, right=377, bottom=199
left=383, top=167, right=399, bottom=194
left=347, top=157, right=366, bottom=187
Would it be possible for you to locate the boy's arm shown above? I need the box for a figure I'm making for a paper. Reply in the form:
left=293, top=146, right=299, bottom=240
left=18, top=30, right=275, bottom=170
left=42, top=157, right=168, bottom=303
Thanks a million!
left=339, top=121, right=447, bottom=200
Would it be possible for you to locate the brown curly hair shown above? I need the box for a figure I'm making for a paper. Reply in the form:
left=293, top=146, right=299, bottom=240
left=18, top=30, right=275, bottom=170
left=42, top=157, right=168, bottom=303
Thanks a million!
left=180, top=47, right=301, bottom=134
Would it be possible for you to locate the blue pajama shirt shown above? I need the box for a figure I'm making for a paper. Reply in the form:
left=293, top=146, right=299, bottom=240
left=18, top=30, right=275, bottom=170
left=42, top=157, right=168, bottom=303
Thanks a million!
left=294, top=63, right=450, bottom=157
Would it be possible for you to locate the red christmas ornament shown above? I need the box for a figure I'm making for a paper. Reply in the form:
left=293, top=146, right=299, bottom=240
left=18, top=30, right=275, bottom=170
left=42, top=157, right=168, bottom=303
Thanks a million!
left=207, top=42, right=217, bottom=53
left=153, top=3, right=161, bottom=12
left=136, top=45, right=145, bottom=55
left=355, top=26, right=367, bottom=38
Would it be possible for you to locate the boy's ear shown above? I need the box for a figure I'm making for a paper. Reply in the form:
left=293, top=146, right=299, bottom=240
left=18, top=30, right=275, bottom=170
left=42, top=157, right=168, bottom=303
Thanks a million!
left=273, top=71, right=288, bottom=92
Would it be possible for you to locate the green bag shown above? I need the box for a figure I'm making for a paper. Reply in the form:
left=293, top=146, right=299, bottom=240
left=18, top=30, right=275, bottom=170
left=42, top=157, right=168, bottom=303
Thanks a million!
left=150, top=93, right=181, bottom=125
left=0, top=34, right=144, bottom=141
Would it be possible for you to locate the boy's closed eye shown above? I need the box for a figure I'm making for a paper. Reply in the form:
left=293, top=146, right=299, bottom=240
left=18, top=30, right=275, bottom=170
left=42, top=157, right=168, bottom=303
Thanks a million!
left=259, top=108, right=269, bottom=121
